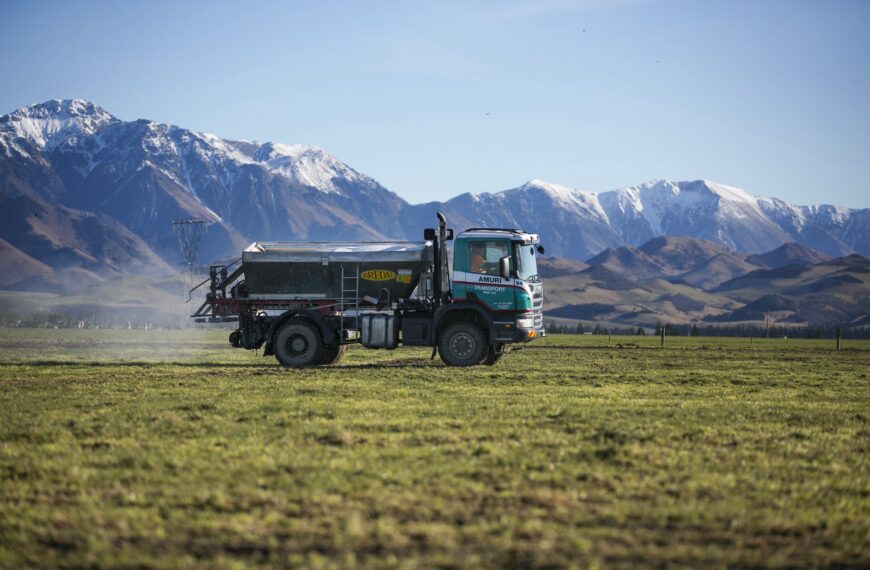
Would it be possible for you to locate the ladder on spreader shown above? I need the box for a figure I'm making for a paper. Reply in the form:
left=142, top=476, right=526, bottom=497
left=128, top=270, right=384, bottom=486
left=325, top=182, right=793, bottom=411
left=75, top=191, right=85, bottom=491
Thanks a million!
left=339, top=264, right=360, bottom=341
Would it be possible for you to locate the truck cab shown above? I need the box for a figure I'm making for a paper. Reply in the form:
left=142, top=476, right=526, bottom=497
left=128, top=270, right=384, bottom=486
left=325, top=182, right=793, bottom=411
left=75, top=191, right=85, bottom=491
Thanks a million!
left=450, top=229, right=545, bottom=344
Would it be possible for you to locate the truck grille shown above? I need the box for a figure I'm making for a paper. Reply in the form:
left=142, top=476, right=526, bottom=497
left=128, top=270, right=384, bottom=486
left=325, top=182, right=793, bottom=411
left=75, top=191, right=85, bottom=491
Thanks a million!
left=532, top=283, right=544, bottom=328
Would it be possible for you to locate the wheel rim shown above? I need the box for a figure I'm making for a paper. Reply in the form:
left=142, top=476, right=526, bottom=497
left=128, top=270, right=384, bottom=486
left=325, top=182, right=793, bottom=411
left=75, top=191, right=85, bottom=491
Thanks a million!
left=449, top=332, right=475, bottom=359
left=287, top=334, right=309, bottom=355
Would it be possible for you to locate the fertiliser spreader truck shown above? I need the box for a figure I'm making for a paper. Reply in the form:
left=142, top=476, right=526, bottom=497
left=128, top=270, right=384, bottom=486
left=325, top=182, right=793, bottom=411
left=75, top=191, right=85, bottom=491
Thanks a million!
left=192, top=213, right=545, bottom=366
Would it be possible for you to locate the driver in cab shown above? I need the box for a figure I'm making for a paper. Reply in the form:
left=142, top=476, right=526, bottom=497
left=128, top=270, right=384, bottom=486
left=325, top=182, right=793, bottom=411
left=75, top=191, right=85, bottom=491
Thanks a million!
left=470, top=246, right=488, bottom=274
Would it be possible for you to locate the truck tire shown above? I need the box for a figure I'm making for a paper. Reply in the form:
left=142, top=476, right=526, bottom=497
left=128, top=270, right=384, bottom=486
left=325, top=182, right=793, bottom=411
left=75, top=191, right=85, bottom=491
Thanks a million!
left=320, top=344, right=346, bottom=366
left=274, top=321, right=324, bottom=367
left=438, top=322, right=487, bottom=367
left=482, top=343, right=504, bottom=366
left=228, top=330, right=241, bottom=348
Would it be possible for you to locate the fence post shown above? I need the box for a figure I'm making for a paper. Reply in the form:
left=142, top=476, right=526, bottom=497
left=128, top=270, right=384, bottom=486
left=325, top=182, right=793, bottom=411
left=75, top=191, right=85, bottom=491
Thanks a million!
left=837, top=328, right=841, bottom=351
left=660, top=326, right=665, bottom=348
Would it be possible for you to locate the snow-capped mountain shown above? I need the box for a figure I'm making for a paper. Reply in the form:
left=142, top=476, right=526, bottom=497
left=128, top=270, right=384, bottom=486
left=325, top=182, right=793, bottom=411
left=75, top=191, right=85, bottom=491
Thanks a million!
left=0, top=99, right=118, bottom=154
left=598, top=179, right=794, bottom=252
left=1, top=99, right=868, bottom=293
left=2, top=99, right=408, bottom=271
left=407, top=178, right=866, bottom=260
left=401, top=180, right=622, bottom=259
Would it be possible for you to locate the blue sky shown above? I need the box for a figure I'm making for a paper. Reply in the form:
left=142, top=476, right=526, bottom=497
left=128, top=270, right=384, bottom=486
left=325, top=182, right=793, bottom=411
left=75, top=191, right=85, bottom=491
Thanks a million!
left=3, top=0, right=868, bottom=206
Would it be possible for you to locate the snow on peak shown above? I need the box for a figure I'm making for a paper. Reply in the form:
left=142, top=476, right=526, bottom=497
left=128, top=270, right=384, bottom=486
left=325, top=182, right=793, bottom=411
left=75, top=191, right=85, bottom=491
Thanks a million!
left=511, top=179, right=609, bottom=221
left=613, top=179, right=757, bottom=203
left=516, top=179, right=581, bottom=205
left=1, top=99, right=375, bottom=196
left=697, top=179, right=758, bottom=205
left=250, top=142, right=367, bottom=194
left=522, top=178, right=577, bottom=196
left=0, top=99, right=119, bottom=151
left=593, top=179, right=769, bottom=236
left=262, top=142, right=323, bottom=158
left=599, top=181, right=682, bottom=235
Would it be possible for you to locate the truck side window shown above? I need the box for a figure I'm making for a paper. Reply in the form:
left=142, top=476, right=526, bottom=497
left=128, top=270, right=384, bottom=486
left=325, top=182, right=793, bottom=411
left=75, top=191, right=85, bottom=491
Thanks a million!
left=468, top=241, right=510, bottom=275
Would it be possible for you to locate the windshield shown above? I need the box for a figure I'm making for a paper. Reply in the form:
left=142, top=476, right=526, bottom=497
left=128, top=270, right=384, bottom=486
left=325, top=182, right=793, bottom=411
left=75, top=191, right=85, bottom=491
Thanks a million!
left=513, top=243, right=539, bottom=282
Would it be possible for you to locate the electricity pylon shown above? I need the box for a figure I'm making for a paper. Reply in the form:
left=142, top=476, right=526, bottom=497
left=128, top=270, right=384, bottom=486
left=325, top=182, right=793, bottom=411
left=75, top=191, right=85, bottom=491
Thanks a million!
left=171, top=218, right=208, bottom=292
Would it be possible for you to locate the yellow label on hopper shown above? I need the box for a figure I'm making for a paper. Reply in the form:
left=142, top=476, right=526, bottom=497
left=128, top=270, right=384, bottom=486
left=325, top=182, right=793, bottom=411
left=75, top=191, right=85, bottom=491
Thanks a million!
left=361, top=270, right=397, bottom=281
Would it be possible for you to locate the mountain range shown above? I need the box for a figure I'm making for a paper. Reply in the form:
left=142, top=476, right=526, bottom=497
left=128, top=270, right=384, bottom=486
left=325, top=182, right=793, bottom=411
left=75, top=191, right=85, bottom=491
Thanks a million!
left=581, top=238, right=833, bottom=289
left=1, top=99, right=869, bottom=303
left=544, top=240, right=869, bottom=329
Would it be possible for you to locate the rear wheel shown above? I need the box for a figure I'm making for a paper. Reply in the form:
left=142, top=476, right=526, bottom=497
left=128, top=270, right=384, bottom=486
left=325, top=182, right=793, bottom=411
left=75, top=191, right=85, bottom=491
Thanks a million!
left=274, top=321, right=323, bottom=367
left=320, top=343, right=347, bottom=365
left=228, top=330, right=241, bottom=348
left=438, top=322, right=487, bottom=367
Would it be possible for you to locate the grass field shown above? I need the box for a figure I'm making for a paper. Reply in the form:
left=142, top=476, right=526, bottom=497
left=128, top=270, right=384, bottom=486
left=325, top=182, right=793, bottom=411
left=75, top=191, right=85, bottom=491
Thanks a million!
left=1, top=329, right=868, bottom=568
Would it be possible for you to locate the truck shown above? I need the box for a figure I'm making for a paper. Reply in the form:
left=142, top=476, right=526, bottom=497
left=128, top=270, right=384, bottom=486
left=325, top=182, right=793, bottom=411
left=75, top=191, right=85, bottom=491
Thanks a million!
left=191, top=213, right=545, bottom=367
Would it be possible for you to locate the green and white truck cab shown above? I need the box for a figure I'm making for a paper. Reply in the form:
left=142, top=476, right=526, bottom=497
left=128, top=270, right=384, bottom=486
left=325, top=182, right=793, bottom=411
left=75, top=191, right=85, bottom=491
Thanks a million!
left=450, top=229, right=546, bottom=343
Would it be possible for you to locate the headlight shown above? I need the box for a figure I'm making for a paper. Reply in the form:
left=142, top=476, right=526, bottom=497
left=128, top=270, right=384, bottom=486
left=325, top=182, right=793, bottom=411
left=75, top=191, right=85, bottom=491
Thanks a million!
left=516, top=317, right=535, bottom=328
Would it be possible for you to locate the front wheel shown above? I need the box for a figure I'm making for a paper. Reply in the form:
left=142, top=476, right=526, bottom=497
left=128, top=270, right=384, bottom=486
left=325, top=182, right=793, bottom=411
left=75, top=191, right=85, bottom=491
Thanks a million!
left=274, top=321, right=324, bottom=367
left=482, top=343, right=504, bottom=366
left=438, top=323, right=487, bottom=367
left=320, top=343, right=347, bottom=366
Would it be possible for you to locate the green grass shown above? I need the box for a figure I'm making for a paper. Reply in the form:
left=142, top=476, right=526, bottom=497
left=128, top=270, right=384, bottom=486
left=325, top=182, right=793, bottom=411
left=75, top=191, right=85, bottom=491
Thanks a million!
left=1, top=329, right=868, bottom=568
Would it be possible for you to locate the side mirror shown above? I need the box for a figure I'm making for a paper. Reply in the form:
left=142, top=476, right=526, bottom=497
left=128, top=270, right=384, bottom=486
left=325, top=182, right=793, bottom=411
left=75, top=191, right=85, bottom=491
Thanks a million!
left=536, top=245, right=545, bottom=255
left=499, top=256, right=511, bottom=279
